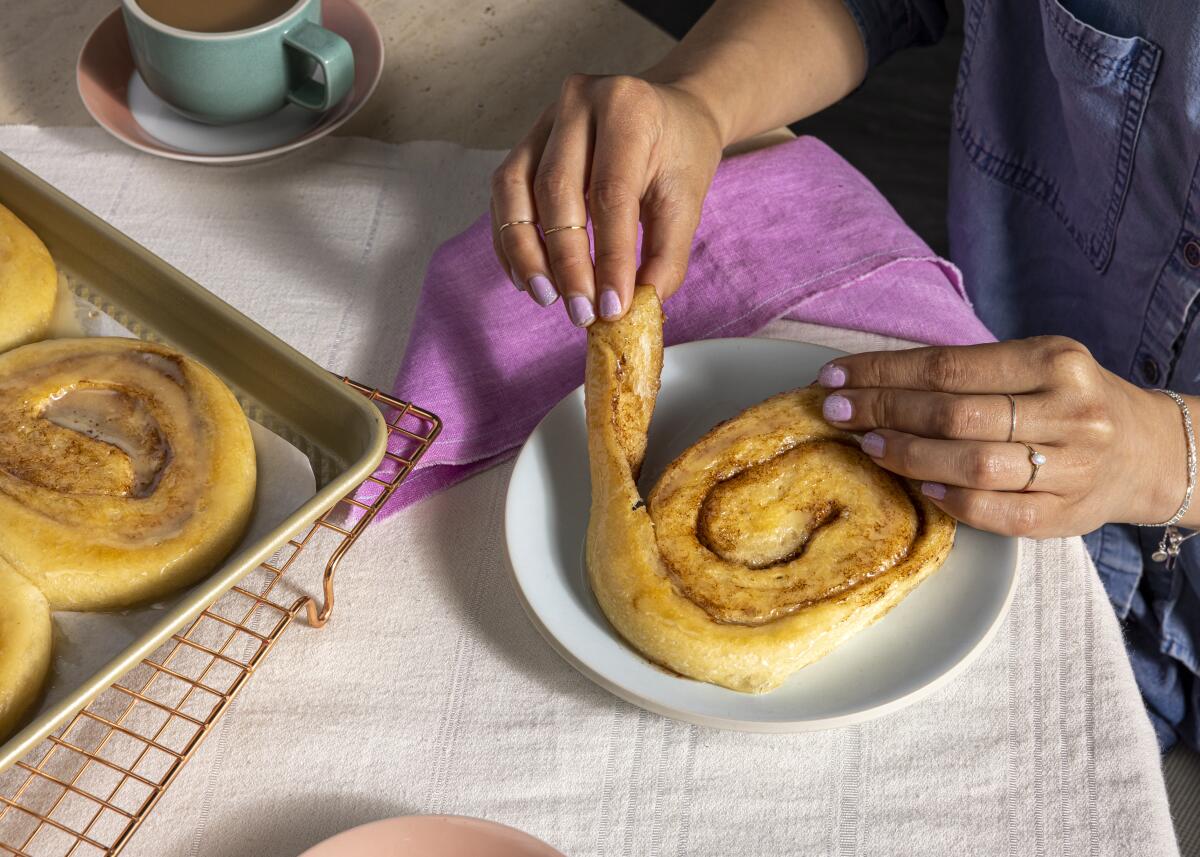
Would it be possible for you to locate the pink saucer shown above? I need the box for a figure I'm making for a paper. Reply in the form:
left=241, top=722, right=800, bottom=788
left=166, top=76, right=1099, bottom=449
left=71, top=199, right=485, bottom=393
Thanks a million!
left=297, top=816, right=566, bottom=857
left=76, top=0, right=383, bottom=164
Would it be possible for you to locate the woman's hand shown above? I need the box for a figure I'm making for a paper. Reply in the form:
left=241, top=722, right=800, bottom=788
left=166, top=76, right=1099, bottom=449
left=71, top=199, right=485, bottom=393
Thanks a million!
left=487, top=0, right=868, bottom=325
left=817, top=336, right=1190, bottom=538
left=489, top=74, right=725, bottom=326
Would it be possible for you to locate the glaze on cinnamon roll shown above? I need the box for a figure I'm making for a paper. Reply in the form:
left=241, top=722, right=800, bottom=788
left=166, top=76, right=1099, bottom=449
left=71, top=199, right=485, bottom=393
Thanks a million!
left=0, top=338, right=257, bottom=611
left=0, top=556, right=52, bottom=741
left=585, top=287, right=955, bottom=693
left=0, top=202, right=58, bottom=353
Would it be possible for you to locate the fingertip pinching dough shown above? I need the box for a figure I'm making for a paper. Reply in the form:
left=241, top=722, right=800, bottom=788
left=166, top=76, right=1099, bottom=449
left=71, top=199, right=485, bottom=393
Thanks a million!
left=0, top=202, right=58, bottom=353
left=585, top=286, right=955, bottom=693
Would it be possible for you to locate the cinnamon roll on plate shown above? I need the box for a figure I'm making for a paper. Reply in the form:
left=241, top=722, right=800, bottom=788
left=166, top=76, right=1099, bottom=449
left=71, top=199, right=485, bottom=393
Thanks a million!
left=505, top=287, right=1019, bottom=729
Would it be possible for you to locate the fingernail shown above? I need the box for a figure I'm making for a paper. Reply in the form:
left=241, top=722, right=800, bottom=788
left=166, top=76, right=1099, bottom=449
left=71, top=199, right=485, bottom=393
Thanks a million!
left=568, top=295, right=595, bottom=327
left=819, top=363, right=847, bottom=388
left=598, top=289, right=621, bottom=320
left=860, top=431, right=885, bottom=458
left=823, top=394, right=852, bottom=423
left=528, top=275, right=557, bottom=307
left=921, top=482, right=947, bottom=500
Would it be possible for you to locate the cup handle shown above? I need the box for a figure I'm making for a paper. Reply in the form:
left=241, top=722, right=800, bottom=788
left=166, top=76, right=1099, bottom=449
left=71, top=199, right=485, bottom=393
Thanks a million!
left=283, top=20, right=355, bottom=112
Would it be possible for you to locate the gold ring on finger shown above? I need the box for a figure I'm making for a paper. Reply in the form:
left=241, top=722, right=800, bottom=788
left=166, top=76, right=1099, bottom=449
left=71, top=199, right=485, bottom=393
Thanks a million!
left=1018, top=442, right=1045, bottom=492
left=498, top=219, right=537, bottom=233
left=542, top=224, right=587, bottom=235
left=1005, top=393, right=1017, bottom=443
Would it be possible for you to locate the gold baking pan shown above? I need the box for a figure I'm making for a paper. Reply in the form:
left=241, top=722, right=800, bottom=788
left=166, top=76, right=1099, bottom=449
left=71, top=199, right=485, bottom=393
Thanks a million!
left=0, top=151, right=388, bottom=772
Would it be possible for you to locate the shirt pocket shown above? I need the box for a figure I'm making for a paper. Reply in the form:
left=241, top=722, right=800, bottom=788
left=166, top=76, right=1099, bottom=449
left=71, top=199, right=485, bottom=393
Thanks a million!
left=953, top=0, right=1161, bottom=271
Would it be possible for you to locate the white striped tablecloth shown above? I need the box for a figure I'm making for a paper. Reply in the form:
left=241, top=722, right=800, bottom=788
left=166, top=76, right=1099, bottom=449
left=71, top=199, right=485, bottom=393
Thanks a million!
left=0, top=126, right=1177, bottom=856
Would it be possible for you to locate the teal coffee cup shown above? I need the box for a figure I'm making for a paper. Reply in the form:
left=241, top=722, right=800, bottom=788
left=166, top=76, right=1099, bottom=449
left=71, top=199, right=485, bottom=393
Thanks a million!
left=121, top=0, right=355, bottom=124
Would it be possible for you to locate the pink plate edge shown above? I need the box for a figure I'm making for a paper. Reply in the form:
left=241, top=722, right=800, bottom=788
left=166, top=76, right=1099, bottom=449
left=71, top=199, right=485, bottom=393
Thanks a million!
left=296, top=815, right=567, bottom=857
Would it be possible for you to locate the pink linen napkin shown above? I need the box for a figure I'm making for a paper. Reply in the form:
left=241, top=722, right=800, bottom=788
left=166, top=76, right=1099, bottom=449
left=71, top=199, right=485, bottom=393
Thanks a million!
left=385, top=136, right=995, bottom=511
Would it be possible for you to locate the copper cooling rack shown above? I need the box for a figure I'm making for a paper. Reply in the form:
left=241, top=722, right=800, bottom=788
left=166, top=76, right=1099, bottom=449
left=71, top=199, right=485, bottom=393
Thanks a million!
left=0, top=380, right=441, bottom=857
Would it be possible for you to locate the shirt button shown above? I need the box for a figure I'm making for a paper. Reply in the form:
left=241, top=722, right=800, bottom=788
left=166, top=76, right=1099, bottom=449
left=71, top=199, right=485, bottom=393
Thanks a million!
left=1185, top=239, right=1200, bottom=268
left=1142, top=357, right=1162, bottom=385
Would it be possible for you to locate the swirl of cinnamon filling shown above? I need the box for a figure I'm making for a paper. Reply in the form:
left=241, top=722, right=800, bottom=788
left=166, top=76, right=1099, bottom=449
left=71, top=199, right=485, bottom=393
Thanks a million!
left=0, top=338, right=257, bottom=611
left=585, top=287, right=955, bottom=693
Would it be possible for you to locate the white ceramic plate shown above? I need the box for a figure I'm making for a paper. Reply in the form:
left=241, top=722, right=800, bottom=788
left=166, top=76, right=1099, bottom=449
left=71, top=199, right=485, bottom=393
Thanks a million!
left=505, top=337, right=1019, bottom=732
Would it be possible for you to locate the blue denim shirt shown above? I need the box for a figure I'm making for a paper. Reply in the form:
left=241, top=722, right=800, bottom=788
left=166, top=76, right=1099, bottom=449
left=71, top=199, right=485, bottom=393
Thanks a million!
left=843, top=0, right=1200, bottom=751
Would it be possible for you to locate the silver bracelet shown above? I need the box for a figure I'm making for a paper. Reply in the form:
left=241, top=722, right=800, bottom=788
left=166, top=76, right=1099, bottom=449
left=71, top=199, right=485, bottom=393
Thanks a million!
left=1139, top=389, right=1197, bottom=565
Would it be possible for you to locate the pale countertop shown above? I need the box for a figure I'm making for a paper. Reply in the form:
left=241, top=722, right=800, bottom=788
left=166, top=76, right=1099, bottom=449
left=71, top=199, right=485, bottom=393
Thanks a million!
left=0, top=0, right=675, bottom=146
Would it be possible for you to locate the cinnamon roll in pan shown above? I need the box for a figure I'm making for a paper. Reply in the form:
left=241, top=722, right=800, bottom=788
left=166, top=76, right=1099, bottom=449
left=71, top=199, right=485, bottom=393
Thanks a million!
left=586, top=287, right=955, bottom=693
left=0, top=202, right=58, bottom=353
left=0, top=556, right=52, bottom=741
left=0, top=337, right=257, bottom=611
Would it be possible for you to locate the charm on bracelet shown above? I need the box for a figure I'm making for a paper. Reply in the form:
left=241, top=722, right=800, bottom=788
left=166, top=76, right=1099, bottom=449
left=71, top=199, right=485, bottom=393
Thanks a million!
left=1142, top=389, right=1197, bottom=567
left=1151, top=526, right=1197, bottom=568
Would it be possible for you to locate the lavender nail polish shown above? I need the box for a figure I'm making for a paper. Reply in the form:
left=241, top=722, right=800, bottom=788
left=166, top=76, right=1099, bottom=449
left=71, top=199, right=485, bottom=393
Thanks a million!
left=860, top=431, right=885, bottom=457
left=528, top=275, right=558, bottom=307
left=599, top=290, right=621, bottom=320
left=819, top=363, right=847, bottom=388
left=568, top=295, right=595, bottom=327
left=823, top=394, right=852, bottom=423
left=921, top=482, right=947, bottom=500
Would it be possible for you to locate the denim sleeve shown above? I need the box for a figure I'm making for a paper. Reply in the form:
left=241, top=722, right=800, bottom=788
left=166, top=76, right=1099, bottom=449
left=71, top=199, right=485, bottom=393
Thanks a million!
left=839, top=0, right=949, bottom=70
